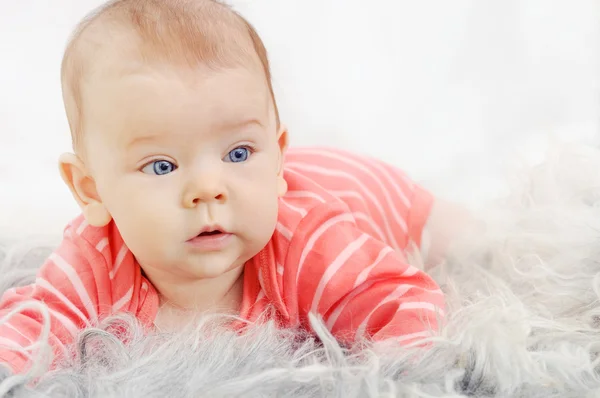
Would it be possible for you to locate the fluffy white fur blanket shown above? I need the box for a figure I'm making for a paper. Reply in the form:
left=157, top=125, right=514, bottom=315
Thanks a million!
left=0, top=144, right=599, bottom=397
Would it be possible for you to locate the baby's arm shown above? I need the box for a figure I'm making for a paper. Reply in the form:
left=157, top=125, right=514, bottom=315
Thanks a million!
left=286, top=202, right=445, bottom=345
left=0, top=227, right=109, bottom=374
left=367, top=159, right=478, bottom=271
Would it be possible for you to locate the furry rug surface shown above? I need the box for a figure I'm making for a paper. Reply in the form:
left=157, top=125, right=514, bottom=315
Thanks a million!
left=1, top=144, right=600, bottom=397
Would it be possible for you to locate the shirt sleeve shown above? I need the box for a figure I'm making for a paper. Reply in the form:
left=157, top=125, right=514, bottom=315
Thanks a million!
left=0, top=226, right=112, bottom=374
left=369, top=157, right=435, bottom=252
left=284, top=202, right=445, bottom=345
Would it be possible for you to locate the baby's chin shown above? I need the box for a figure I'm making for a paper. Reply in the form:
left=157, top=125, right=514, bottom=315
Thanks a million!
left=182, top=263, right=243, bottom=281
left=136, top=233, right=270, bottom=277
left=173, top=250, right=252, bottom=278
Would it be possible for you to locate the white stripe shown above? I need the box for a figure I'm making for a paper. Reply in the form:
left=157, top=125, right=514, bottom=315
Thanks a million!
left=333, top=194, right=388, bottom=240
left=112, top=286, right=134, bottom=313
left=296, top=213, right=355, bottom=281
left=0, top=304, right=71, bottom=351
left=367, top=161, right=411, bottom=207
left=286, top=188, right=385, bottom=242
left=351, top=212, right=387, bottom=242
left=296, top=187, right=385, bottom=242
left=36, top=277, right=90, bottom=326
left=142, top=282, right=148, bottom=291
left=325, top=280, right=376, bottom=330
left=354, top=247, right=394, bottom=287
left=47, top=307, right=79, bottom=337
left=279, top=198, right=307, bottom=217
left=49, top=253, right=98, bottom=323
left=294, top=149, right=410, bottom=230
left=392, top=330, right=433, bottom=343
left=329, top=190, right=364, bottom=202
left=326, top=246, right=417, bottom=331
left=276, top=222, right=293, bottom=241
left=295, top=148, right=415, bottom=196
left=285, top=190, right=326, bottom=202
left=257, top=268, right=265, bottom=288
left=401, top=265, right=421, bottom=277
left=76, top=220, right=89, bottom=236
left=286, top=163, right=401, bottom=248
left=4, top=323, right=33, bottom=344
left=256, top=290, right=266, bottom=302
left=109, top=244, right=129, bottom=280
left=310, top=234, right=370, bottom=315
left=0, top=336, right=21, bottom=350
left=95, top=237, right=109, bottom=252
left=398, top=301, right=444, bottom=314
left=276, top=263, right=284, bottom=275
left=355, top=284, right=442, bottom=339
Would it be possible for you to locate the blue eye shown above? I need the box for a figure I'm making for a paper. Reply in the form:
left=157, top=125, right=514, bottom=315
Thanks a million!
left=225, top=147, right=250, bottom=163
left=142, top=160, right=176, bottom=175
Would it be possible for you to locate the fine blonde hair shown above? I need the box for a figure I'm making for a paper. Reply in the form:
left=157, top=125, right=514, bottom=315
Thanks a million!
left=61, top=0, right=279, bottom=152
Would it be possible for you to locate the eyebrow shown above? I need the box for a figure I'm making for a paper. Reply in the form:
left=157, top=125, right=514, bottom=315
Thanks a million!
left=126, top=134, right=163, bottom=150
left=220, top=118, right=265, bottom=131
left=125, top=118, right=265, bottom=149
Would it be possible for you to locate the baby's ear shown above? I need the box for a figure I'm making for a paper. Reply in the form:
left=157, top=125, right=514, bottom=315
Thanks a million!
left=58, top=153, right=112, bottom=227
left=276, top=125, right=289, bottom=197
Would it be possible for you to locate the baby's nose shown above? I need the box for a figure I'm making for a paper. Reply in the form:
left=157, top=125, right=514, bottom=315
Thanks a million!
left=182, top=171, right=227, bottom=207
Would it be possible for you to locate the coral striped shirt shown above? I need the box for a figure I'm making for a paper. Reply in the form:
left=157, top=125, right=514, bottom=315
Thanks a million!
left=0, top=147, right=444, bottom=374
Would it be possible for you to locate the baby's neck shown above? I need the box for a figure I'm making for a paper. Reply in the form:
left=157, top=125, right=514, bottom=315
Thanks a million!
left=147, top=265, right=245, bottom=316
left=151, top=267, right=245, bottom=333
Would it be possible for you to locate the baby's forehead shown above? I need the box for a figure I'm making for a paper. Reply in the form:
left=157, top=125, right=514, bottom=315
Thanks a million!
left=62, top=0, right=276, bottom=154
left=84, top=63, right=273, bottom=146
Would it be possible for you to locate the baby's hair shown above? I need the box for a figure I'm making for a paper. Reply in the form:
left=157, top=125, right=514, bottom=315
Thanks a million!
left=61, top=0, right=280, bottom=153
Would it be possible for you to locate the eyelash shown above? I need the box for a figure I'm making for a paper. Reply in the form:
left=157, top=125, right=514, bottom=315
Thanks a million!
left=139, top=157, right=176, bottom=168
left=138, top=145, right=257, bottom=170
left=232, top=144, right=256, bottom=154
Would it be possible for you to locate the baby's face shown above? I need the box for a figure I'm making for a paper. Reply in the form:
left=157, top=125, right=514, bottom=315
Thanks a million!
left=81, top=63, right=287, bottom=283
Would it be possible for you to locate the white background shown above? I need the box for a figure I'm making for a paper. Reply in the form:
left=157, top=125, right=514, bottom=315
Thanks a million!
left=1, top=0, right=599, bottom=241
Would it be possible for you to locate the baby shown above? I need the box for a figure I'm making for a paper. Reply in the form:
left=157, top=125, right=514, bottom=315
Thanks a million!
left=0, top=0, right=450, bottom=375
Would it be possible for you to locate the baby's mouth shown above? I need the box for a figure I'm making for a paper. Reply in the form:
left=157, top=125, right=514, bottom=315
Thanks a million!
left=197, top=230, right=222, bottom=237
left=187, top=226, right=230, bottom=243
left=186, top=227, right=232, bottom=250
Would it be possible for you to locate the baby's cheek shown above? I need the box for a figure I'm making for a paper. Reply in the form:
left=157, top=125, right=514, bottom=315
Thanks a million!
left=244, top=182, right=278, bottom=212
left=108, top=185, right=175, bottom=236
left=248, top=194, right=279, bottom=234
